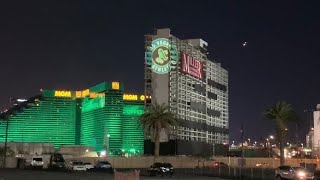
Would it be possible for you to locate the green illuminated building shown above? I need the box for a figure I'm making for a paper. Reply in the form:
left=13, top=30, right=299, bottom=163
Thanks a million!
left=0, top=93, right=78, bottom=148
left=0, top=82, right=147, bottom=156
left=122, top=99, right=144, bottom=155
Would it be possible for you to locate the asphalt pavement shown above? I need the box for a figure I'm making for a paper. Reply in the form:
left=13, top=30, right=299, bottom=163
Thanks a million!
left=0, top=169, right=228, bottom=180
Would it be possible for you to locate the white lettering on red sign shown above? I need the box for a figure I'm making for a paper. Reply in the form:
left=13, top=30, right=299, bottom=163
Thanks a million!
left=181, top=52, right=203, bottom=79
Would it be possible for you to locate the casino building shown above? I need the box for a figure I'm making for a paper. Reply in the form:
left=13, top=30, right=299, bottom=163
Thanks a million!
left=0, top=82, right=146, bottom=156
left=144, top=28, right=229, bottom=155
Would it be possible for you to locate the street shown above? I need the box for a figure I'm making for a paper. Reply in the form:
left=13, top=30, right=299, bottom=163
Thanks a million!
left=0, top=169, right=228, bottom=180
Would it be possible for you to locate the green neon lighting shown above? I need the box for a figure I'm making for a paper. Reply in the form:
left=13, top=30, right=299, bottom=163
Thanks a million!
left=0, top=82, right=144, bottom=156
left=81, top=92, right=123, bottom=153
left=145, top=38, right=178, bottom=74
left=81, top=95, right=105, bottom=113
left=121, top=104, right=144, bottom=155
left=0, top=97, right=77, bottom=148
left=123, top=105, right=144, bottom=116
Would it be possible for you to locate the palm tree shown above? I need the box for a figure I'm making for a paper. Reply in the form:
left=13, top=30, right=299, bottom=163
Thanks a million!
left=264, top=101, right=299, bottom=165
left=139, top=103, right=177, bottom=157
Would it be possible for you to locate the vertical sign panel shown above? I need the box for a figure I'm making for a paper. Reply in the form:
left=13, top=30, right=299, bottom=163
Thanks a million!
left=181, top=52, right=203, bottom=80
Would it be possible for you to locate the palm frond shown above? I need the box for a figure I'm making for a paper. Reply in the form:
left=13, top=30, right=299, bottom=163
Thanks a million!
left=139, top=103, right=178, bottom=135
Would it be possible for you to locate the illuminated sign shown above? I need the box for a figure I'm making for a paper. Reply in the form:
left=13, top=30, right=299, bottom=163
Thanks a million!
left=181, top=52, right=203, bottom=80
left=123, top=94, right=146, bottom=101
left=145, top=38, right=178, bottom=74
left=75, top=89, right=91, bottom=98
left=54, top=91, right=71, bottom=98
left=123, top=94, right=138, bottom=101
left=76, top=91, right=82, bottom=98
left=123, top=105, right=144, bottom=116
left=89, top=92, right=104, bottom=98
left=112, top=82, right=120, bottom=90
left=82, top=89, right=90, bottom=97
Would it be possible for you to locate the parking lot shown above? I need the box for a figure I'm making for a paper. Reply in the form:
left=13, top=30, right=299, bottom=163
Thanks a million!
left=0, top=169, right=228, bottom=180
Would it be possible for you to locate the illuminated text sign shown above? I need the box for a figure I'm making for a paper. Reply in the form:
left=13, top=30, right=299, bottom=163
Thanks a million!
left=112, top=82, right=120, bottom=90
left=54, top=91, right=72, bottom=98
left=181, top=52, right=203, bottom=80
left=123, top=94, right=145, bottom=101
left=145, top=38, right=178, bottom=74
left=123, top=105, right=144, bottom=116
left=76, top=89, right=90, bottom=98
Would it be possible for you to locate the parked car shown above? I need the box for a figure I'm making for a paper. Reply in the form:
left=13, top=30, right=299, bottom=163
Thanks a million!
left=84, top=162, right=94, bottom=170
left=275, top=165, right=314, bottom=180
left=30, top=157, right=44, bottom=169
left=68, top=161, right=86, bottom=171
left=20, top=156, right=44, bottom=169
left=48, top=153, right=65, bottom=170
left=95, top=161, right=113, bottom=173
left=149, top=162, right=174, bottom=177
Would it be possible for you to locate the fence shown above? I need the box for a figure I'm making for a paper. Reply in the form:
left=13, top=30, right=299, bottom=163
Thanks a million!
left=114, top=170, right=139, bottom=180
left=177, top=167, right=275, bottom=180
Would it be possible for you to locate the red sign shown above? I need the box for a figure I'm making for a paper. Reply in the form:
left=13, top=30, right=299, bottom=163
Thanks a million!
left=181, top=52, right=203, bottom=79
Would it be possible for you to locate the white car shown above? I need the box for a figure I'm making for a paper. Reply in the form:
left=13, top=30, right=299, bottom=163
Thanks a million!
left=84, top=162, right=94, bottom=170
left=68, top=161, right=86, bottom=171
left=30, top=157, right=44, bottom=168
left=275, top=166, right=314, bottom=180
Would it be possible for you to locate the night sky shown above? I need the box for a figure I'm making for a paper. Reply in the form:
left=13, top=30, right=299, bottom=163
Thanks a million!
left=1, top=1, right=320, bottom=143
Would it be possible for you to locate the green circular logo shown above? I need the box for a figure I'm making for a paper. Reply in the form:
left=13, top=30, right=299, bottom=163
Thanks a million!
left=145, top=38, right=178, bottom=74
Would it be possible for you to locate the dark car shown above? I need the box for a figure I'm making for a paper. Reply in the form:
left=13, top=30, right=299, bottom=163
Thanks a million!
left=95, top=161, right=113, bottom=173
left=48, top=153, right=66, bottom=170
left=149, top=162, right=174, bottom=177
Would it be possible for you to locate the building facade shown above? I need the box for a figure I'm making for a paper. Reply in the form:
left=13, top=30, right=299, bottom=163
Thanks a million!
left=0, top=82, right=146, bottom=156
left=144, top=28, right=228, bottom=155
left=313, top=104, right=320, bottom=155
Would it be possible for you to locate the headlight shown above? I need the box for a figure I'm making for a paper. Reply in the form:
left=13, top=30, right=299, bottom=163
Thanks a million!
left=297, top=171, right=306, bottom=177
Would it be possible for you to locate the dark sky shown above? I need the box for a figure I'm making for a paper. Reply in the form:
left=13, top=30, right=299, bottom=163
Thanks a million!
left=1, top=1, right=320, bottom=143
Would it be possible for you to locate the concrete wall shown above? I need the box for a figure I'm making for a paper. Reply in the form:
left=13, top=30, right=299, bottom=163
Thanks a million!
left=0, top=157, right=18, bottom=168
left=65, top=156, right=207, bottom=169
left=3, top=155, right=320, bottom=170
left=0, top=142, right=54, bottom=155
left=214, top=157, right=320, bottom=169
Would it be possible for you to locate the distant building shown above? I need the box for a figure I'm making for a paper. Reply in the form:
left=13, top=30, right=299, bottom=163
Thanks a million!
left=313, top=104, right=320, bottom=155
left=144, top=28, right=229, bottom=155
left=306, top=129, right=314, bottom=148
left=0, top=82, right=146, bottom=156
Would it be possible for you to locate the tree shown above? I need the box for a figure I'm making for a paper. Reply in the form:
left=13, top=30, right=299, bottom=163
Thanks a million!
left=139, top=103, right=177, bottom=157
left=264, top=101, right=299, bottom=165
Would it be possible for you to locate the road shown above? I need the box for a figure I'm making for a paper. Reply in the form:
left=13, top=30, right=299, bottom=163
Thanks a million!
left=0, top=169, right=228, bottom=180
